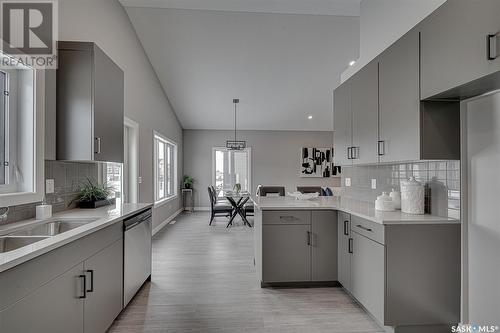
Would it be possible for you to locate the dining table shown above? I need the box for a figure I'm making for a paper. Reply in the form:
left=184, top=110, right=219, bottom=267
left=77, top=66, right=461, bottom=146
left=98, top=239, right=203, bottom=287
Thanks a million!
left=224, top=191, right=253, bottom=228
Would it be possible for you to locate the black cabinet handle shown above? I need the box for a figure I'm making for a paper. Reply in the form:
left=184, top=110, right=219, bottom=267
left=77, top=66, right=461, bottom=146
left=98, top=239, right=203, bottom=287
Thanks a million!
left=86, top=270, right=94, bottom=293
left=343, top=220, right=349, bottom=236
left=378, top=140, right=385, bottom=156
left=78, top=274, right=87, bottom=299
left=356, top=224, right=373, bottom=232
left=488, top=33, right=499, bottom=60
left=348, top=238, right=353, bottom=254
left=94, top=137, right=102, bottom=154
left=307, top=231, right=311, bottom=246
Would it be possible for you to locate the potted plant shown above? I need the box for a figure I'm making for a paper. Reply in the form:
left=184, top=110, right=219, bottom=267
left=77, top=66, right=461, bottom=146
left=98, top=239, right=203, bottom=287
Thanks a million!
left=71, top=178, right=115, bottom=209
left=183, top=175, right=195, bottom=189
left=233, top=183, right=241, bottom=195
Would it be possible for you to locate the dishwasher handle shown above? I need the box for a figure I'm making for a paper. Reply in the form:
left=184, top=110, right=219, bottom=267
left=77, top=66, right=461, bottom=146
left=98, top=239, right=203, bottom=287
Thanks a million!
left=124, top=209, right=152, bottom=231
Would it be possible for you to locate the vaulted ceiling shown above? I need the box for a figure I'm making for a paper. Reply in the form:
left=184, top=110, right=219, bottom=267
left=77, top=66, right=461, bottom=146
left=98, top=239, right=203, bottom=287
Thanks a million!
left=121, top=1, right=360, bottom=130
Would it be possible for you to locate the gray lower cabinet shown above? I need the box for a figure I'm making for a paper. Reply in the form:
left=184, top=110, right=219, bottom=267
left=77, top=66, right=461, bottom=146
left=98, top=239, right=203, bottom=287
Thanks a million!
left=351, top=60, right=379, bottom=165
left=261, top=210, right=337, bottom=284
left=337, top=211, right=351, bottom=291
left=0, top=223, right=124, bottom=333
left=311, top=211, right=337, bottom=281
left=84, top=239, right=123, bottom=333
left=0, top=263, right=85, bottom=333
left=350, top=230, right=385, bottom=325
left=262, top=224, right=311, bottom=282
left=420, top=0, right=500, bottom=99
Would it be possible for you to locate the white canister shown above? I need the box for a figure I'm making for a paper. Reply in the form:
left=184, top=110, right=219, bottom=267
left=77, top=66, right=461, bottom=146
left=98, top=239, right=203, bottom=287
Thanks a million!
left=36, top=204, right=52, bottom=220
left=401, top=177, right=425, bottom=215
left=375, top=192, right=395, bottom=211
left=389, top=188, right=401, bottom=210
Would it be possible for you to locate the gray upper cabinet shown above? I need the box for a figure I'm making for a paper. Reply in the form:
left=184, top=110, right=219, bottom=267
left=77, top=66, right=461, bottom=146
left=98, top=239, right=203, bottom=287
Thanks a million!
left=420, top=0, right=500, bottom=99
left=379, top=29, right=420, bottom=163
left=44, top=70, right=57, bottom=160
left=311, top=211, right=337, bottom=282
left=333, top=82, right=352, bottom=166
left=351, top=60, right=379, bottom=165
left=337, top=211, right=351, bottom=292
left=57, top=41, right=124, bottom=163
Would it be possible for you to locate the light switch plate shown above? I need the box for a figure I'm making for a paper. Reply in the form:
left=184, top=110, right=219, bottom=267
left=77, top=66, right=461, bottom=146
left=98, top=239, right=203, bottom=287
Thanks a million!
left=371, top=179, right=377, bottom=190
left=45, top=179, right=55, bottom=194
left=345, top=177, right=351, bottom=187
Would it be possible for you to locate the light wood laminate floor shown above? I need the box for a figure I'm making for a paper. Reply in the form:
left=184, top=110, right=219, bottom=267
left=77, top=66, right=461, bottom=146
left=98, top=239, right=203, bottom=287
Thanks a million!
left=109, top=212, right=383, bottom=333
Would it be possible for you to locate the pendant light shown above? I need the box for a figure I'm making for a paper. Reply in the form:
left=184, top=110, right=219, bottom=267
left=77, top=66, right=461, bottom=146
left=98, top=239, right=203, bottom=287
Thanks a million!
left=226, top=99, right=246, bottom=150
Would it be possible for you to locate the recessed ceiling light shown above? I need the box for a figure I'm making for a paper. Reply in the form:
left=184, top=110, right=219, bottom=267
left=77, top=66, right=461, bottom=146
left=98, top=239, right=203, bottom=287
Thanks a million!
left=349, top=60, right=356, bottom=66
left=307, top=115, right=313, bottom=120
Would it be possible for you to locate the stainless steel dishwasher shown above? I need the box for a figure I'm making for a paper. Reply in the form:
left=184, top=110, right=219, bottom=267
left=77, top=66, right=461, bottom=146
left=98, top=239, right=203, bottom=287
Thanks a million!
left=123, top=209, right=152, bottom=307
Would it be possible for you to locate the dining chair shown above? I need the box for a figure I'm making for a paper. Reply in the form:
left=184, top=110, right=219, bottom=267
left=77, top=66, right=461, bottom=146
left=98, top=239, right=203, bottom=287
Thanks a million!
left=296, top=186, right=323, bottom=196
left=259, top=186, right=285, bottom=197
left=207, top=187, right=233, bottom=225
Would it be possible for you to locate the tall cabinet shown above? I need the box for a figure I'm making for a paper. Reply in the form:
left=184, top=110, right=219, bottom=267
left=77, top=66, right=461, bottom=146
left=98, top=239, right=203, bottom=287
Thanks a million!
left=57, top=42, right=124, bottom=163
left=378, top=29, right=420, bottom=163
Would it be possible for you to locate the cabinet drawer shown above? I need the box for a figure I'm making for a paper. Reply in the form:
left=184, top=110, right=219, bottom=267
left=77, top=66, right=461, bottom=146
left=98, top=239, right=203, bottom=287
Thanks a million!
left=351, top=216, right=384, bottom=244
left=263, top=211, right=311, bottom=225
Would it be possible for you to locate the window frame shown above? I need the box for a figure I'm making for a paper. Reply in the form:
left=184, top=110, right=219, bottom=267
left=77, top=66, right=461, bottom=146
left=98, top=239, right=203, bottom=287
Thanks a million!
left=153, top=131, right=178, bottom=206
left=211, top=147, right=252, bottom=196
left=0, top=64, right=45, bottom=207
left=0, top=70, right=9, bottom=186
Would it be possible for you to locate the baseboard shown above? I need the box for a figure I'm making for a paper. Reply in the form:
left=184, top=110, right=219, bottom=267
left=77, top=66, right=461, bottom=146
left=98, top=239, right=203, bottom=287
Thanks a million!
left=194, top=207, right=210, bottom=211
left=152, top=207, right=183, bottom=235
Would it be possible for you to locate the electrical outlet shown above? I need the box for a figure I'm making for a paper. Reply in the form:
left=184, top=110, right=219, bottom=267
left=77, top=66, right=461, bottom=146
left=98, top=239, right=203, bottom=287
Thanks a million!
left=45, top=179, right=54, bottom=194
left=345, top=177, right=351, bottom=187
left=138, top=176, right=142, bottom=184
left=371, top=179, right=377, bottom=190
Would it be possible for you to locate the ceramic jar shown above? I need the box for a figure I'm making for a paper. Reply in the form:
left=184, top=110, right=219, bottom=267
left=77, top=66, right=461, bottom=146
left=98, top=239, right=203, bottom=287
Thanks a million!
left=375, top=192, right=395, bottom=211
left=390, top=188, right=401, bottom=210
left=401, top=177, right=425, bottom=215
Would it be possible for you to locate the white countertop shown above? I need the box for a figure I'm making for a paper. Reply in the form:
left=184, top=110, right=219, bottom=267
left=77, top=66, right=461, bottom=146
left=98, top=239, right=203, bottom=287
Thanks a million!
left=0, top=203, right=153, bottom=273
left=252, top=196, right=459, bottom=225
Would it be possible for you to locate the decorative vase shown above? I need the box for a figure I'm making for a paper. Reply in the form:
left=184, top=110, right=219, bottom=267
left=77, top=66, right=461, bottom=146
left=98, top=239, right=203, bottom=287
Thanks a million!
left=401, top=177, right=424, bottom=215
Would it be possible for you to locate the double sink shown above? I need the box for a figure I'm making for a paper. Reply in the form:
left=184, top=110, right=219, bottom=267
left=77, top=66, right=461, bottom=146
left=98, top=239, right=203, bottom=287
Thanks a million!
left=0, top=219, right=98, bottom=253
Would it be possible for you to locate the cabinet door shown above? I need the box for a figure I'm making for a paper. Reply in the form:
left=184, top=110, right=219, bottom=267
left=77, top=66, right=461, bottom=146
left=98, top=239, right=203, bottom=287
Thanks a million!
left=333, top=82, right=352, bottom=166
left=351, top=231, right=385, bottom=325
left=93, top=45, right=124, bottom=163
left=84, top=239, right=123, bottom=333
left=262, top=224, right=311, bottom=282
left=420, top=0, right=500, bottom=99
left=45, top=69, right=57, bottom=160
left=379, top=30, right=420, bottom=163
left=311, top=211, right=338, bottom=282
left=337, top=211, right=351, bottom=291
left=351, top=61, right=379, bottom=165
left=0, top=263, right=84, bottom=333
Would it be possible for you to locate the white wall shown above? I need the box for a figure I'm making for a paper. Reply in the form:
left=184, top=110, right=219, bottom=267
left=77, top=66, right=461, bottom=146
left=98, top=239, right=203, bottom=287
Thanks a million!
left=183, top=130, right=340, bottom=208
left=58, top=0, right=184, bottom=228
left=341, top=0, right=446, bottom=82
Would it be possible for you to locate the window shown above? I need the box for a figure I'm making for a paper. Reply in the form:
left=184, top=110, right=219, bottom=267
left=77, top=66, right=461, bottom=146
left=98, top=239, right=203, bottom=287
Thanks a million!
left=154, top=132, right=177, bottom=203
left=212, top=147, right=251, bottom=197
left=0, top=53, right=44, bottom=206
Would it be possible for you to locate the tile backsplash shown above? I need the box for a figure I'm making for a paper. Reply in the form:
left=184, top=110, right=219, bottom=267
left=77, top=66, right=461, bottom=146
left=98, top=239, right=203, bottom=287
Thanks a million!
left=341, top=161, right=460, bottom=219
left=2, top=160, right=99, bottom=224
